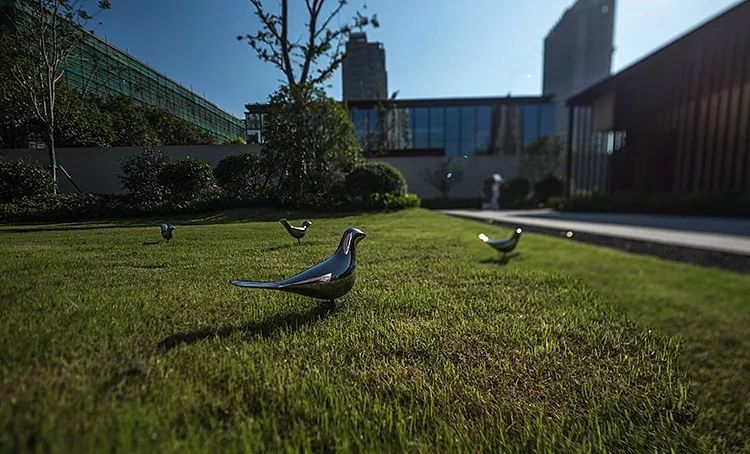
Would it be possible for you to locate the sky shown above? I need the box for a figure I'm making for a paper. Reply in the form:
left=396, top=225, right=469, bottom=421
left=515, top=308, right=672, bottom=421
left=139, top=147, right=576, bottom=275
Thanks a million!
left=92, top=0, right=742, bottom=117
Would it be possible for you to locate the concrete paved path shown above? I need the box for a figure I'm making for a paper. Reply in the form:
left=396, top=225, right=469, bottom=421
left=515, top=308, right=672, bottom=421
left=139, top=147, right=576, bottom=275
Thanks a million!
left=441, top=209, right=750, bottom=258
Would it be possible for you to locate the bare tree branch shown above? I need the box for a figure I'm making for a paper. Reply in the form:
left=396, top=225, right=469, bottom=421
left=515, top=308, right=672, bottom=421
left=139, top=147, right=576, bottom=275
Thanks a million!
left=239, top=0, right=377, bottom=89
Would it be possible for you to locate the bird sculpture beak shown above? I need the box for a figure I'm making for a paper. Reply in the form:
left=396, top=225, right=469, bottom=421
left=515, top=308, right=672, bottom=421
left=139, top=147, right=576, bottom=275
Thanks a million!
left=516, top=228, right=522, bottom=234
left=478, top=233, right=489, bottom=242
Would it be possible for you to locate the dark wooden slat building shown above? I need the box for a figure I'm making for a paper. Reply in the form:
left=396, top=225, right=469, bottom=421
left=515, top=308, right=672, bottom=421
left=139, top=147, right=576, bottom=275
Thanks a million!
left=566, top=0, right=750, bottom=196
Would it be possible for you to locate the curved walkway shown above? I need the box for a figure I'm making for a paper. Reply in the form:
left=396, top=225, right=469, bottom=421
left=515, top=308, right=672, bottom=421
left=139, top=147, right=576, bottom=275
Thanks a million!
left=441, top=209, right=750, bottom=272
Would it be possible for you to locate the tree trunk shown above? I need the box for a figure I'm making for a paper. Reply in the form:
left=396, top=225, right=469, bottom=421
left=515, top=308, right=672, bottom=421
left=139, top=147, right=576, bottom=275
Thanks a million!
left=47, top=126, right=58, bottom=195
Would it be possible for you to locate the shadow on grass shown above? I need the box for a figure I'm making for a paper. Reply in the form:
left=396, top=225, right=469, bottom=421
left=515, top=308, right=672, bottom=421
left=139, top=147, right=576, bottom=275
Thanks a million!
left=1, top=207, right=361, bottom=233
left=157, top=300, right=340, bottom=353
left=479, top=252, right=520, bottom=266
left=262, top=241, right=323, bottom=252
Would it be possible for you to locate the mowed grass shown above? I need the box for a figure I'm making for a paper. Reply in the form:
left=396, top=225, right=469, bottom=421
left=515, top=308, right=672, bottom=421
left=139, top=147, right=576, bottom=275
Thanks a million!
left=0, top=209, right=747, bottom=452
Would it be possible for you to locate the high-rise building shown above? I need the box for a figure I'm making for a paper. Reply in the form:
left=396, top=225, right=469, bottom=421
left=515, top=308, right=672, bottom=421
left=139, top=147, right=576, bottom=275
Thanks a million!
left=342, top=32, right=387, bottom=101
left=0, top=0, right=243, bottom=141
left=543, top=0, right=615, bottom=138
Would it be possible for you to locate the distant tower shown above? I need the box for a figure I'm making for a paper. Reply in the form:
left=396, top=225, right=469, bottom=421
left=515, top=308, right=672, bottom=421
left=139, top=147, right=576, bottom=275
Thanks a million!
left=543, top=0, right=615, bottom=137
left=342, top=32, right=387, bottom=101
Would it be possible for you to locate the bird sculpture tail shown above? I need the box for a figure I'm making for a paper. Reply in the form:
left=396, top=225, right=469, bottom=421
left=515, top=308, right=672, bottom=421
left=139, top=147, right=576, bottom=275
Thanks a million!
left=231, top=280, right=281, bottom=289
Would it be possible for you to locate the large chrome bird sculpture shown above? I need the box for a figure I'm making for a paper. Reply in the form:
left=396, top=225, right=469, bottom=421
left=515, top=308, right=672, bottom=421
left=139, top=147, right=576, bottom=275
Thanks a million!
left=160, top=224, right=176, bottom=242
left=280, top=218, right=312, bottom=244
left=479, top=227, right=522, bottom=257
left=232, top=227, right=366, bottom=302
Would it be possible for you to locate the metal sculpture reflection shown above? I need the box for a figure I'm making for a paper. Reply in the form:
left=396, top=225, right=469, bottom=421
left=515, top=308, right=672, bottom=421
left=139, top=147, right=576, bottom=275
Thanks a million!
left=280, top=218, right=312, bottom=244
left=479, top=227, right=522, bottom=257
left=160, top=224, right=176, bottom=242
left=232, top=227, right=366, bottom=302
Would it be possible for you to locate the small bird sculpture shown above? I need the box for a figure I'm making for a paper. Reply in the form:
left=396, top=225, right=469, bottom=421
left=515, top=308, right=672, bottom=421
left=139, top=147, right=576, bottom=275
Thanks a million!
left=479, top=227, right=522, bottom=257
left=280, top=218, right=312, bottom=244
left=160, top=224, right=176, bottom=242
left=232, top=227, right=366, bottom=302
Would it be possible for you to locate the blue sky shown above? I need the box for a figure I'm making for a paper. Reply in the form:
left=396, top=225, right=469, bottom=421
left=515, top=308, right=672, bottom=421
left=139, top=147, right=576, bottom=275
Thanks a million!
left=93, top=0, right=741, bottom=117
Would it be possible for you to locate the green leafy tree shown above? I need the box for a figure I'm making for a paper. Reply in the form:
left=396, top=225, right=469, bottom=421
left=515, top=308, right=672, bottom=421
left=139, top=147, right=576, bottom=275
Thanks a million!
left=520, top=135, right=565, bottom=188
left=238, top=0, right=378, bottom=89
left=56, top=86, right=114, bottom=147
left=103, top=97, right=160, bottom=147
left=4, top=0, right=111, bottom=193
left=0, top=31, right=41, bottom=149
left=144, top=108, right=218, bottom=146
left=263, top=84, right=362, bottom=206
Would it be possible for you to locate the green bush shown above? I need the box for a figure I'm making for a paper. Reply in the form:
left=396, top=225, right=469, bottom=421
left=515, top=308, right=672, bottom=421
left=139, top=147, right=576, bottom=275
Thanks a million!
left=534, top=175, right=565, bottom=202
left=333, top=192, right=421, bottom=211
left=345, top=161, right=407, bottom=196
left=214, top=153, right=263, bottom=197
left=159, top=158, right=216, bottom=202
left=500, top=178, right=530, bottom=208
left=223, top=136, right=247, bottom=145
left=118, top=149, right=173, bottom=202
left=0, top=159, right=55, bottom=203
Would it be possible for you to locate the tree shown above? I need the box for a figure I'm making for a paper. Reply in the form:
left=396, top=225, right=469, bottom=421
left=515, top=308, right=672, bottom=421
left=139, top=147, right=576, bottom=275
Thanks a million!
left=238, top=0, right=378, bottom=89
left=4, top=0, right=111, bottom=193
left=422, top=158, right=464, bottom=199
left=144, top=107, right=217, bottom=146
left=103, top=97, right=159, bottom=147
left=519, top=135, right=565, bottom=188
left=263, top=84, right=362, bottom=206
left=56, top=84, right=114, bottom=147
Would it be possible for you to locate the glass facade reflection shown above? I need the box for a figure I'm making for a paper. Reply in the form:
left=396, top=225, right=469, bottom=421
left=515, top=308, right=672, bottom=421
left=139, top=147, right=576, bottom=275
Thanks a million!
left=348, top=97, right=555, bottom=156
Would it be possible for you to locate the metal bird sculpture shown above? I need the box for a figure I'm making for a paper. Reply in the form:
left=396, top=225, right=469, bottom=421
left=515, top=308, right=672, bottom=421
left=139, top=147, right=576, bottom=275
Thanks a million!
left=479, top=227, right=522, bottom=257
left=280, top=218, right=312, bottom=244
left=160, top=224, right=176, bottom=242
left=232, top=227, right=366, bottom=302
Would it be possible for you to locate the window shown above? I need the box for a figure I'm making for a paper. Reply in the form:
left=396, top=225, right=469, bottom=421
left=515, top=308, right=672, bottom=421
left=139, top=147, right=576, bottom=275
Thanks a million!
left=540, top=104, right=555, bottom=136
left=352, top=109, right=368, bottom=139
left=445, top=107, right=460, bottom=156
left=412, top=107, right=429, bottom=149
left=429, top=107, right=444, bottom=149
left=460, top=106, right=476, bottom=156
left=476, top=106, right=491, bottom=154
left=523, top=104, right=540, bottom=148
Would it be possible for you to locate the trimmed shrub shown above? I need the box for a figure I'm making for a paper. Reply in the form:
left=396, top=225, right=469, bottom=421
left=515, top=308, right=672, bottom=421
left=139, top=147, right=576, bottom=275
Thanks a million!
left=0, top=159, right=55, bottom=203
left=333, top=192, right=421, bottom=211
left=534, top=175, right=565, bottom=202
left=345, top=161, right=407, bottom=197
left=223, top=136, right=247, bottom=145
left=118, top=149, right=173, bottom=202
left=159, top=158, right=216, bottom=202
left=500, top=178, right=530, bottom=208
left=214, top=153, right=263, bottom=197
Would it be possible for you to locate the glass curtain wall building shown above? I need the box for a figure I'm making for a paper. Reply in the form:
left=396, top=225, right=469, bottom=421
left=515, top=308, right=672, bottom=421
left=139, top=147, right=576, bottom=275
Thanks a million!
left=1, top=0, right=244, bottom=141
left=347, top=97, right=555, bottom=157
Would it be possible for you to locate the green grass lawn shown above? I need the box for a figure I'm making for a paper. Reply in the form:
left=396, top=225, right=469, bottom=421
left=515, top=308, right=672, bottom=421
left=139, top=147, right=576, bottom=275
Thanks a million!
left=1, top=208, right=748, bottom=452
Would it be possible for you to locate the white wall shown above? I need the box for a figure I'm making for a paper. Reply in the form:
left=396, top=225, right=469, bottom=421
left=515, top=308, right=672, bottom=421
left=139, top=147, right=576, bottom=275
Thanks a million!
left=376, top=155, right=520, bottom=199
left=0, top=145, right=261, bottom=194
left=1, top=145, right=519, bottom=199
